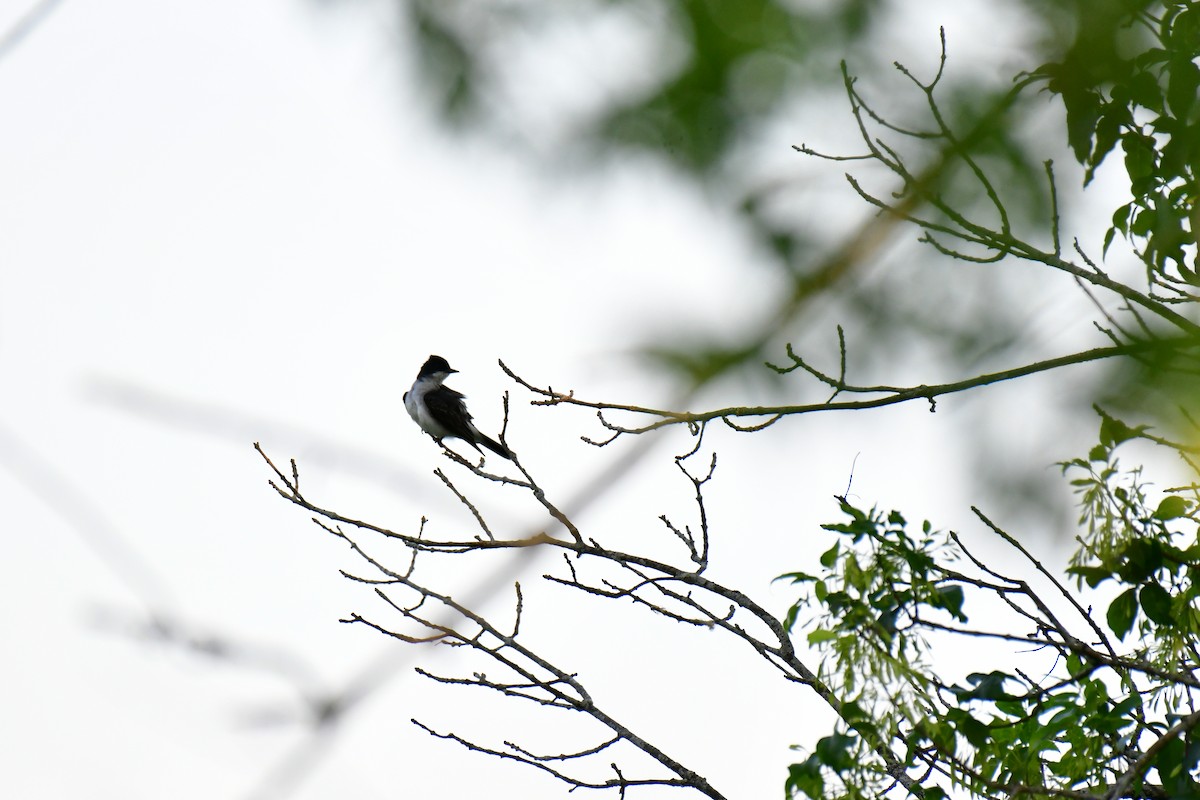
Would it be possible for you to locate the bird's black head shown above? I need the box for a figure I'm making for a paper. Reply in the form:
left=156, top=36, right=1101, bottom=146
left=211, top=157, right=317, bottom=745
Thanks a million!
left=418, top=355, right=457, bottom=378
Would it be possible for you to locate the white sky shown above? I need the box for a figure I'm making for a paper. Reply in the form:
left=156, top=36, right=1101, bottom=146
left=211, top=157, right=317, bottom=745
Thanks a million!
left=0, top=2, right=1145, bottom=799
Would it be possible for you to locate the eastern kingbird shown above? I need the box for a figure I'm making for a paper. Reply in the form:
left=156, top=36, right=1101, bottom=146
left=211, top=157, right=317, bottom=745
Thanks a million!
left=404, top=355, right=512, bottom=460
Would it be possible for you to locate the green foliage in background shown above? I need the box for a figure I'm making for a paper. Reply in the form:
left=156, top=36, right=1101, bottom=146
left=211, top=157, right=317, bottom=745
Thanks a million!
left=390, top=0, right=1197, bottom=436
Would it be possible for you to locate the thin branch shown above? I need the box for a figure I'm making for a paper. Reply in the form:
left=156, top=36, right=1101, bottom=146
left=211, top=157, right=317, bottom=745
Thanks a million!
left=972, top=507, right=1119, bottom=663
left=412, top=719, right=709, bottom=795
left=435, top=467, right=494, bottom=540
left=501, top=338, right=1200, bottom=436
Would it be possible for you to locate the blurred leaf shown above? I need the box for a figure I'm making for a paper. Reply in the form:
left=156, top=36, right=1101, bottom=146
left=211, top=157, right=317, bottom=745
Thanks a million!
left=783, top=602, right=802, bottom=632
left=814, top=731, right=858, bottom=772
left=1139, top=583, right=1173, bottom=625
left=406, top=1, right=478, bottom=124
left=1067, top=565, right=1114, bottom=588
left=1118, top=539, right=1164, bottom=583
left=785, top=756, right=824, bottom=799
left=946, top=708, right=990, bottom=748
left=775, top=571, right=819, bottom=584
left=954, top=671, right=1016, bottom=702
left=599, top=0, right=809, bottom=173
left=807, top=629, right=838, bottom=645
left=1107, top=587, right=1138, bottom=639
left=1167, top=58, right=1200, bottom=118
left=933, top=584, right=967, bottom=621
left=1098, top=408, right=1144, bottom=447
left=1154, top=495, right=1190, bottom=520
left=1153, top=733, right=1200, bottom=797
left=642, top=342, right=763, bottom=385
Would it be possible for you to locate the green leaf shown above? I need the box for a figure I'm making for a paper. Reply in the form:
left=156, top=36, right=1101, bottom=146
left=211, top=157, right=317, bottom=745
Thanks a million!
left=807, top=629, right=838, bottom=645
left=1098, top=411, right=1138, bottom=447
left=1061, top=83, right=1103, bottom=164
left=823, top=590, right=851, bottom=613
left=843, top=554, right=864, bottom=588
left=1066, top=565, right=1114, bottom=589
left=814, top=732, right=857, bottom=772
left=1119, top=539, right=1164, bottom=583
left=785, top=757, right=823, bottom=800
left=928, top=719, right=957, bottom=756
left=1151, top=733, right=1200, bottom=797
left=1110, top=694, right=1142, bottom=718
left=995, top=699, right=1027, bottom=717
left=933, top=584, right=967, bottom=621
left=839, top=699, right=869, bottom=724
left=1121, top=130, right=1156, bottom=183
left=1154, top=495, right=1190, bottom=520
left=1129, top=70, right=1164, bottom=113
left=1102, top=226, right=1117, bottom=255
left=1112, top=201, right=1133, bottom=233
left=949, top=710, right=990, bottom=748
left=783, top=603, right=802, bottom=633
left=1167, top=58, right=1200, bottom=118
left=409, top=2, right=480, bottom=123
left=901, top=548, right=935, bottom=575
left=1131, top=208, right=1157, bottom=236
left=1107, top=587, right=1139, bottom=639
left=1140, top=583, right=1174, bottom=625
left=955, top=671, right=1015, bottom=702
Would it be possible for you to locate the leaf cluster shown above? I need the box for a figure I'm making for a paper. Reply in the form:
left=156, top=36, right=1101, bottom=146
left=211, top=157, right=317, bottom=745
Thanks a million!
left=1033, top=1, right=1200, bottom=280
left=782, top=416, right=1200, bottom=800
left=779, top=503, right=965, bottom=799
left=1064, top=411, right=1200, bottom=680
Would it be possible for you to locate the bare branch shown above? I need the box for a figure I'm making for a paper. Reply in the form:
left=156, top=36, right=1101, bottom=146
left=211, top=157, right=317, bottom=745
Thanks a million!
left=500, top=338, right=1200, bottom=438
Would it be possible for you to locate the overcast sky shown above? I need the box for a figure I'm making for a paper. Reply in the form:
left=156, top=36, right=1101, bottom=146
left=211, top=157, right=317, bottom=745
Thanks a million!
left=0, top=2, right=1126, bottom=799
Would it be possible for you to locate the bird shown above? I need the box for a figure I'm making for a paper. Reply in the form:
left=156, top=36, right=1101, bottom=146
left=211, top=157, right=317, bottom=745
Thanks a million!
left=403, top=355, right=513, bottom=460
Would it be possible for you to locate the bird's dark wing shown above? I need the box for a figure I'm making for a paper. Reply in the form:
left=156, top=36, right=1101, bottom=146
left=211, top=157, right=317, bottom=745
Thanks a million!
left=424, top=386, right=480, bottom=448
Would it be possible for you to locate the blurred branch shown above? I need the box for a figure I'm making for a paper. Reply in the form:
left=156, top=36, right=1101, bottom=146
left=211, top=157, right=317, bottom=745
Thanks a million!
left=0, top=419, right=176, bottom=617
left=0, top=415, right=369, bottom=800
left=0, top=0, right=65, bottom=62
left=86, top=376, right=429, bottom=494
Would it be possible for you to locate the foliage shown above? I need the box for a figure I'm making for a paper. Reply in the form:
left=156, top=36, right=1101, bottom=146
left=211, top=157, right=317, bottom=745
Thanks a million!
left=782, top=434, right=1200, bottom=799
left=403, top=0, right=886, bottom=176
left=390, top=0, right=1094, bottom=385
left=1033, top=1, right=1199, bottom=280
left=770, top=3, right=1200, bottom=796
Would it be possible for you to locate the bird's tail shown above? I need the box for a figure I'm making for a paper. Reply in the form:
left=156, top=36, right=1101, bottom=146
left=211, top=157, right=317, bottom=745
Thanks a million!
left=477, top=434, right=513, bottom=461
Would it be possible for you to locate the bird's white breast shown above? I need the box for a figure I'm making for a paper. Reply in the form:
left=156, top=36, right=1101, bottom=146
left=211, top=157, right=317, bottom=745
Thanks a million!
left=405, top=380, right=453, bottom=438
